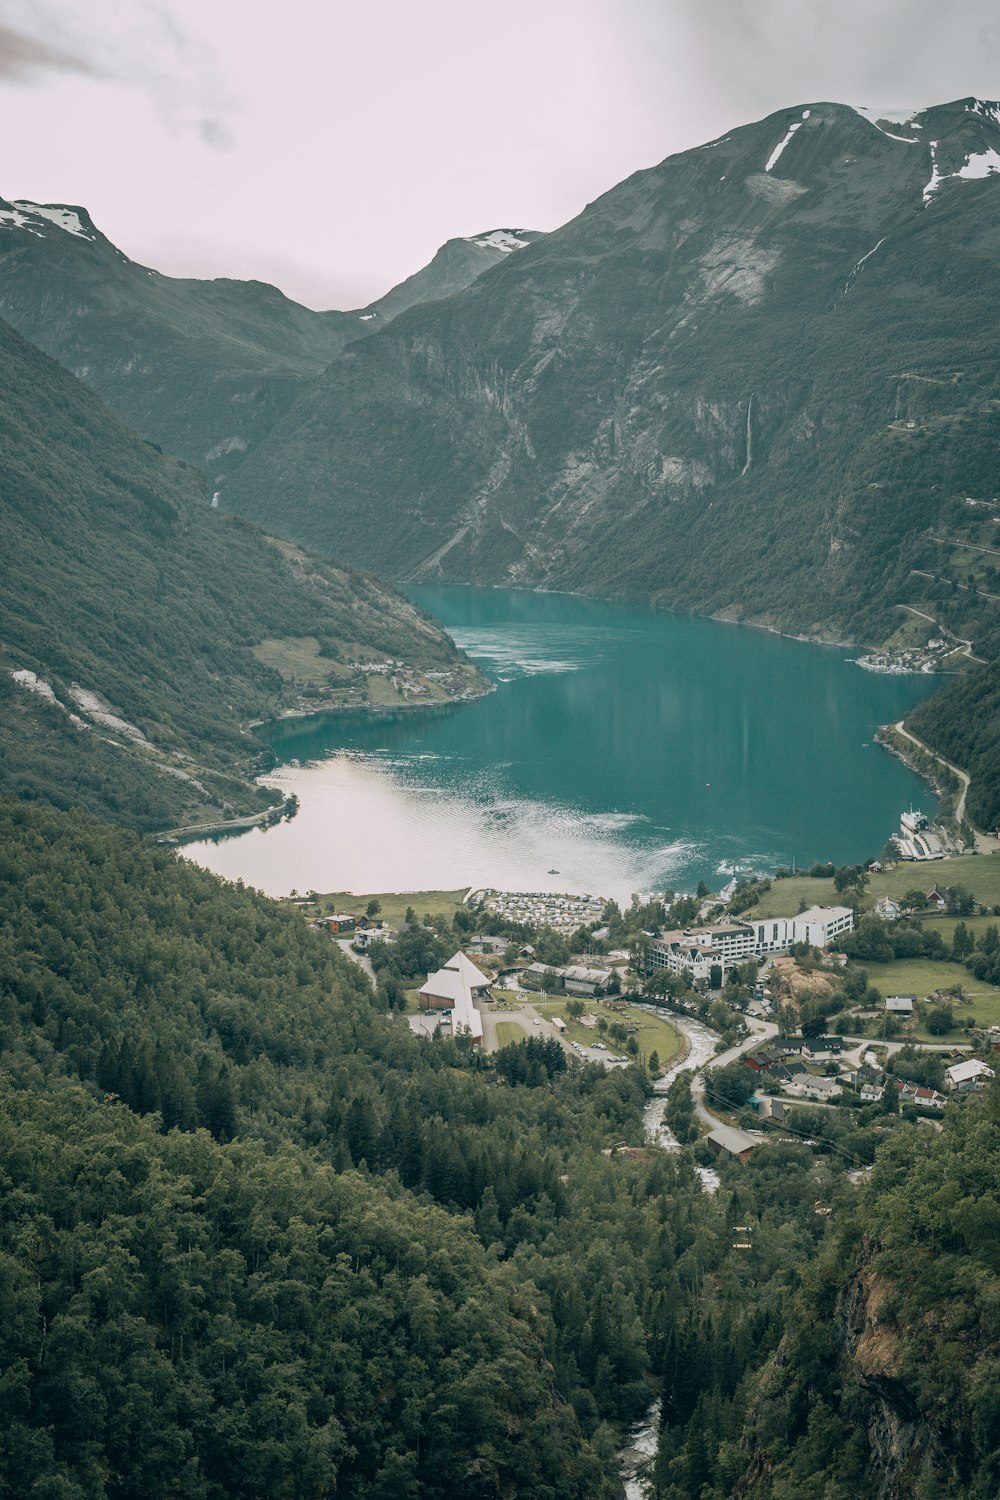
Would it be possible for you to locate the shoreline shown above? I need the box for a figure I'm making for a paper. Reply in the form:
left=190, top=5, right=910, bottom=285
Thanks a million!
left=156, top=794, right=298, bottom=846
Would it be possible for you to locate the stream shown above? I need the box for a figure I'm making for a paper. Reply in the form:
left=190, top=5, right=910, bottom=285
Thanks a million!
left=620, top=1012, right=723, bottom=1496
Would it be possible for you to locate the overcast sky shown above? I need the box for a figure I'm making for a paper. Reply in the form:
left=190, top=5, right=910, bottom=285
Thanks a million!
left=1, top=0, right=998, bottom=308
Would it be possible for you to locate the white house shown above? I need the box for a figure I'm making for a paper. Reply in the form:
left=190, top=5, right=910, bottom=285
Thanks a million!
left=885, top=995, right=915, bottom=1016
left=786, top=1074, right=842, bottom=1102
left=419, top=951, right=491, bottom=1046
left=944, top=1058, right=995, bottom=1093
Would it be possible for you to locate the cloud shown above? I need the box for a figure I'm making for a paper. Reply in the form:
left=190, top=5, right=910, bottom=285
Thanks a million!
left=0, top=19, right=99, bottom=80
left=0, top=1, right=240, bottom=143
left=198, top=117, right=235, bottom=152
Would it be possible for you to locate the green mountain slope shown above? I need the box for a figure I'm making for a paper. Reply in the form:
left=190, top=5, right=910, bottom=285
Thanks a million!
left=906, top=658, right=1000, bottom=829
left=228, top=99, right=1000, bottom=657
left=0, top=801, right=622, bottom=1498
left=0, top=199, right=540, bottom=485
left=0, top=317, right=484, bottom=830
left=7, top=800, right=1000, bottom=1497
left=728, top=1087, right=1000, bottom=1499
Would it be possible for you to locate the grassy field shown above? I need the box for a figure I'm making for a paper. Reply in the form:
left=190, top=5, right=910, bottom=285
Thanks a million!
left=920, top=914, right=1000, bottom=944
left=253, top=635, right=353, bottom=687
left=298, top=888, right=470, bottom=927
left=749, top=855, right=1000, bottom=920
left=851, top=957, right=973, bottom=1001
left=495, top=1020, right=529, bottom=1047
left=529, top=997, right=684, bottom=1067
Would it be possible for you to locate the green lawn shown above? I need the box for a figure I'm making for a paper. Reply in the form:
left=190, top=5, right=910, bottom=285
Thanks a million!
left=402, top=987, right=423, bottom=1016
left=919, top=914, right=1000, bottom=945
left=495, top=1021, right=529, bottom=1047
left=749, top=854, right=1000, bottom=920
left=296, top=888, right=470, bottom=927
left=532, top=997, right=684, bottom=1067
left=851, top=957, right=974, bottom=1001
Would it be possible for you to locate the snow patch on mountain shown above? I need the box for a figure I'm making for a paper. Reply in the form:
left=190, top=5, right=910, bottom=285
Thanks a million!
left=764, top=111, right=811, bottom=173
left=470, top=229, right=532, bottom=252
left=924, top=143, right=1000, bottom=202
left=969, top=100, right=1000, bottom=130
left=852, top=106, right=922, bottom=143
left=2, top=201, right=95, bottom=239
left=764, top=121, right=801, bottom=172
left=0, top=205, right=43, bottom=234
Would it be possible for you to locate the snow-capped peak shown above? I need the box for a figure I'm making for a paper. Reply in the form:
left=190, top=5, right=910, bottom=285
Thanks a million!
left=0, top=200, right=95, bottom=239
left=469, top=229, right=532, bottom=253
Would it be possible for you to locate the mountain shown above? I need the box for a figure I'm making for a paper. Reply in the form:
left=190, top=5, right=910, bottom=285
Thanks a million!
left=0, top=198, right=540, bottom=485
left=0, top=316, right=485, bottom=831
left=357, top=227, right=544, bottom=324
left=227, top=98, right=1000, bottom=656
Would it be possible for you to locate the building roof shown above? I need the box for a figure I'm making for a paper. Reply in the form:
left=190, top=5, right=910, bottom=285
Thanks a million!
left=797, top=905, right=854, bottom=925
left=449, top=951, right=492, bottom=989
left=563, top=965, right=612, bottom=985
left=419, top=951, right=490, bottom=1043
left=946, top=1058, right=995, bottom=1086
left=707, top=1125, right=758, bottom=1156
left=886, top=996, right=915, bottom=1012
left=804, top=1075, right=841, bottom=1094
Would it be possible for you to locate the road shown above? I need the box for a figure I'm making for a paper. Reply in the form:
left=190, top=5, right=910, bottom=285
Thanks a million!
left=689, top=1014, right=777, bottom=1129
left=336, top=938, right=376, bottom=985
left=893, top=719, right=998, bottom=850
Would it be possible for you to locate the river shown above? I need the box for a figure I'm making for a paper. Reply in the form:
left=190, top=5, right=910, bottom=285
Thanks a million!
left=183, top=587, right=938, bottom=901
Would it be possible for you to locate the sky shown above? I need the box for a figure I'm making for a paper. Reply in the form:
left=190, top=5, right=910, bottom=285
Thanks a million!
left=0, top=0, right=998, bottom=308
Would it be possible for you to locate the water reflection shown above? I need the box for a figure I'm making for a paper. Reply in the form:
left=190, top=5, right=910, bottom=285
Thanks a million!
left=183, top=588, right=938, bottom=901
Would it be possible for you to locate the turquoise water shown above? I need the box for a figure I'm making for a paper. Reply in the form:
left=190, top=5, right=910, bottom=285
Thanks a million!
left=183, top=588, right=939, bottom=903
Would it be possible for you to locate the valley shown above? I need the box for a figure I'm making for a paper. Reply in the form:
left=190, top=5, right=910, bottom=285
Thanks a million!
left=3, top=75, right=1000, bottom=1500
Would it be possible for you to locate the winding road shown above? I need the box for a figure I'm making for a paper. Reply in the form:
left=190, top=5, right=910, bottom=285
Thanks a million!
left=893, top=719, right=998, bottom=850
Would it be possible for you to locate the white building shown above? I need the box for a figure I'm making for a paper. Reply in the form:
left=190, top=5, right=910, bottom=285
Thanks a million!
left=885, top=995, right=915, bottom=1015
left=786, top=1074, right=842, bottom=1102
left=648, top=906, right=854, bottom=981
left=419, top=951, right=491, bottom=1046
left=944, top=1058, right=995, bottom=1093
left=794, top=906, right=855, bottom=947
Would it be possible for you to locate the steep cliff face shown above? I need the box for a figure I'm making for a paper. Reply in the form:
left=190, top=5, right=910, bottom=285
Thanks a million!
left=731, top=1090, right=1000, bottom=1499
left=837, top=1253, right=954, bottom=1497
left=229, top=99, right=1000, bottom=645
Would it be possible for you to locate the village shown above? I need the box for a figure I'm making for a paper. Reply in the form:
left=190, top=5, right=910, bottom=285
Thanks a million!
left=308, top=853, right=1000, bottom=1164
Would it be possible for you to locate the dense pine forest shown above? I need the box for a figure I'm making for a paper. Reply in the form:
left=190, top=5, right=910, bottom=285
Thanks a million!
left=4, top=801, right=1000, bottom=1495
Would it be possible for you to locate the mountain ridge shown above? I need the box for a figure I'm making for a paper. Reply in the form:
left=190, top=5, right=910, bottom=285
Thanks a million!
left=0, top=314, right=485, bottom=830
left=222, top=96, right=1000, bottom=659
left=0, top=196, right=542, bottom=484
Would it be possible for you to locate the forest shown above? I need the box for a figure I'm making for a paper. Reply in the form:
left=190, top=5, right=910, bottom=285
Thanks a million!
left=4, top=800, right=1000, bottom=1495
